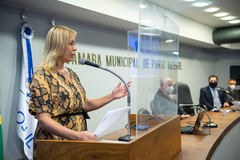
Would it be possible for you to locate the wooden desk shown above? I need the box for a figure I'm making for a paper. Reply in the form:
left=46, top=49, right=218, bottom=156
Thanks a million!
left=36, top=109, right=239, bottom=160
left=174, top=107, right=240, bottom=160
left=36, top=115, right=181, bottom=160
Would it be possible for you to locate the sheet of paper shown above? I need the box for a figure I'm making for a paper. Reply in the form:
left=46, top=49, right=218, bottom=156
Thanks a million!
left=220, top=109, right=231, bottom=113
left=92, top=107, right=130, bottom=136
left=212, top=108, right=231, bottom=113
left=98, top=139, right=127, bottom=143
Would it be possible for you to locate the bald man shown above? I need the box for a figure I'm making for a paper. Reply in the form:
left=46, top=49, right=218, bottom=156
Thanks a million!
left=151, top=77, right=190, bottom=119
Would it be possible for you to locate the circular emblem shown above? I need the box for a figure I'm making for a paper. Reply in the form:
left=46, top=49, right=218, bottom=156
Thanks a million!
left=21, top=23, right=34, bottom=39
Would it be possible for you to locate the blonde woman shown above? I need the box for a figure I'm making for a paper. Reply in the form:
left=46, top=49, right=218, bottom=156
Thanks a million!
left=29, top=25, right=130, bottom=159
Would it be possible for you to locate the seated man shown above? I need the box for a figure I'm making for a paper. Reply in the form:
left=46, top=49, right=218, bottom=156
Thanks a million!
left=151, top=77, right=190, bottom=119
left=200, top=75, right=229, bottom=111
left=226, top=79, right=240, bottom=105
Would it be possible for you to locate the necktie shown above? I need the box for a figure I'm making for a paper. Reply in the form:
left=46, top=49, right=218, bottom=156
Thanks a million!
left=213, top=89, right=220, bottom=109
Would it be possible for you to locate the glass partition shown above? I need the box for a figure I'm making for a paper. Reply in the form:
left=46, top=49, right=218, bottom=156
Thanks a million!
left=128, top=0, right=179, bottom=138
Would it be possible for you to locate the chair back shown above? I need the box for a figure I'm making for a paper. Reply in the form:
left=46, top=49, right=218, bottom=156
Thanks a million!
left=173, top=82, right=194, bottom=115
left=138, top=108, right=150, bottom=114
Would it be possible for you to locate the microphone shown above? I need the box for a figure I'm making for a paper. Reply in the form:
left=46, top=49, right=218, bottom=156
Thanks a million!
left=217, top=87, right=235, bottom=104
left=179, top=104, right=207, bottom=110
left=79, top=58, right=135, bottom=142
left=217, top=87, right=230, bottom=94
left=179, top=104, right=195, bottom=108
left=79, top=58, right=100, bottom=68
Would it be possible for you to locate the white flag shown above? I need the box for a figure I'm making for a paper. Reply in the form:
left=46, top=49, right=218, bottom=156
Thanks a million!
left=17, top=23, right=37, bottom=160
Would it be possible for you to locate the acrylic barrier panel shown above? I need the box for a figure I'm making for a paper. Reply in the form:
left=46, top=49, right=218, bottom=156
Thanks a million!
left=128, top=0, right=179, bottom=137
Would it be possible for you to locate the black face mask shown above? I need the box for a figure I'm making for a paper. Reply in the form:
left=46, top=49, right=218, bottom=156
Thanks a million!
left=209, top=82, right=217, bottom=88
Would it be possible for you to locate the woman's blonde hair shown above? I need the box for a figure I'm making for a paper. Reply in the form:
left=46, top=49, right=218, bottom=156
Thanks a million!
left=39, top=25, right=77, bottom=70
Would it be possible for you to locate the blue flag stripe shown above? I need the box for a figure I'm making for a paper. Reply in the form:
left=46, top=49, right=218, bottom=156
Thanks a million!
left=26, top=39, right=34, bottom=83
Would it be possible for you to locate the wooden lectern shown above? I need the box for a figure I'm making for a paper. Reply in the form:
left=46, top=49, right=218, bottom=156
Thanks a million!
left=36, top=114, right=181, bottom=160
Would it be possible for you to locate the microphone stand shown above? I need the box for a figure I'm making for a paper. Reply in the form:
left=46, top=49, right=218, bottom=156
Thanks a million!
left=79, top=58, right=135, bottom=141
left=99, top=66, right=135, bottom=141
left=196, top=105, right=218, bottom=128
left=219, top=88, right=235, bottom=103
left=225, top=93, right=239, bottom=111
left=180, top=104, right=217, bottom=128
left=217, top=87, right=238, bottom=111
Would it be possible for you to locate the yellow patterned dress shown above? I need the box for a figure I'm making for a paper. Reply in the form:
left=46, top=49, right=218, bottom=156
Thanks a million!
left=29, top=67, right=89, bottom=159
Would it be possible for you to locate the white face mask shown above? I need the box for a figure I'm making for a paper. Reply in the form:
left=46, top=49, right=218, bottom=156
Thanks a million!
left=230, top=85, right=236, bottom=90
left=165, top=86, right=174, bottom=95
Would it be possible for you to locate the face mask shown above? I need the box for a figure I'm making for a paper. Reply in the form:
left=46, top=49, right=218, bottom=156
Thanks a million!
left=230, top=85, right=236, bottom=90
left=165, top=86, right=174, bottom=95
left=209, top=82, right=217, bottom=88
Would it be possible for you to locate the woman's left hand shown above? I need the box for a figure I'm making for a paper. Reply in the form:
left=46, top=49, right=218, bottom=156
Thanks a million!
left=112, top=81, right=131, bottom=100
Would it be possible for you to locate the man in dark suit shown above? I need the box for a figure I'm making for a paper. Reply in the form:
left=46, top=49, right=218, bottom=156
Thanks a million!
left=226, top=79, right=240, bottom=105
left=200, top=75, right=229, bottom=111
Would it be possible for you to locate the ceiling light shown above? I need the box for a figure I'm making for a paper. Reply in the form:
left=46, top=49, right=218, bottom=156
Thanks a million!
left=205, top=7, right=219, bottom=12
left=193, top=1, right=210, bottom=7
left=140, top=4, right=146, bottom=8
left=214, top=12, right=229, bottom=17
left=165, top=39, right=174, bottom=43
left=221, top=16, right=236, bottom=21
left=184, top=0, right=196, bottom=2
left=229, top=20, right=240, bottom=24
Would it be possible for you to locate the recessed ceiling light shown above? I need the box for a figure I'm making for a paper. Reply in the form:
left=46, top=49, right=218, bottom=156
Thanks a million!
left=214, top=12, right=229, bottom=17
left=205, top=7, right=219, bottom=12
left=193, top=1, right=210, bottom=7
left=229, top=20, right=240, bottom=24
left=165, top=39, right=174, bottom=43
left=221, top=16, right=236, bottom=21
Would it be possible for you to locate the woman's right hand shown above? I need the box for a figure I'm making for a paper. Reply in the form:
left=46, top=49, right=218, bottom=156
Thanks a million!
left=74, top=131, right=97, bottom=141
